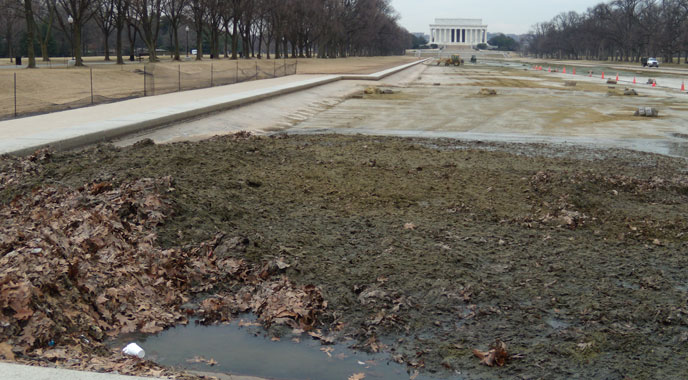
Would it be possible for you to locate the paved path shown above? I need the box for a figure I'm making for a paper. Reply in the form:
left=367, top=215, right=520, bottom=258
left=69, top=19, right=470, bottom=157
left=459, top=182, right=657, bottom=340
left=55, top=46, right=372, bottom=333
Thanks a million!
left=0, top=362, right=165, bottom=380
left=0, top=362, right=267, bottom=380
left=0, top=60, right=425, bottom=155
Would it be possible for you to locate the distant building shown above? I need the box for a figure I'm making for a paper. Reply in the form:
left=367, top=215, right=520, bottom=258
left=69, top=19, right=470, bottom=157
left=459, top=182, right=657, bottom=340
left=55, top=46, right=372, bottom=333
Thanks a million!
left=412, top=32, right=430, bottom=43
left=429, top=18, right=487, bottom=46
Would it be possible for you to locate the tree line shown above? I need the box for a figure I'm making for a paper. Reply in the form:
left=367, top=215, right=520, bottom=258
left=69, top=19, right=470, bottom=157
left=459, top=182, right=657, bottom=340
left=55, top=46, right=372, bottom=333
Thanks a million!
left=525, top=0, right=688, bottom=63
left=2, top=0, right=413, bottom=68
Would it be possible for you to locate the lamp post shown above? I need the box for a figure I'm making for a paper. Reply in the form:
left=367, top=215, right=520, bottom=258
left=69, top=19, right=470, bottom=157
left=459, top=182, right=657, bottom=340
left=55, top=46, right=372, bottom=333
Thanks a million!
left=185, top=26, right=189, bottom=57
left=67, top=15, right=74, bottom=60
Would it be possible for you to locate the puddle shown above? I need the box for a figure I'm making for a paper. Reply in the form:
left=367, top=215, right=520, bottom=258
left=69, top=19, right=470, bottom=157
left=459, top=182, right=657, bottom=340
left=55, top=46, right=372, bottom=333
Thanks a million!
left=546, top=318, right=570, bottom=330
left=111, top=317, right=451, bottom=380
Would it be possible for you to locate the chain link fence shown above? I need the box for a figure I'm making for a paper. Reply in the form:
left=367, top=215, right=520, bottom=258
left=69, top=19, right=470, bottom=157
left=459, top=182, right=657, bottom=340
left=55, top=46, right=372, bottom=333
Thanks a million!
left=1, top=59, right=298, bottom=120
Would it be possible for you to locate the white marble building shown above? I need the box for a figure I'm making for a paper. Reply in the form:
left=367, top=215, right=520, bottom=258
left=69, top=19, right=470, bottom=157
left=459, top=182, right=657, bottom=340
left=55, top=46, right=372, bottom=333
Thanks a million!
left=430, top=19, right=487, bottom=46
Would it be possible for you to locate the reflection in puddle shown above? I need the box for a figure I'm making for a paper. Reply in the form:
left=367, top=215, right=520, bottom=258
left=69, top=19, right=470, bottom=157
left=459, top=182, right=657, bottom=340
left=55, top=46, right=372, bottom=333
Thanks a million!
left=113, top=317, right=451, bottom=380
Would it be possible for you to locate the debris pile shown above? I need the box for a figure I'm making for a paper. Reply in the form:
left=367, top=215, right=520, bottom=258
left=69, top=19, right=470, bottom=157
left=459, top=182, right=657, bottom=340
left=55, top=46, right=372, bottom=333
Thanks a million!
left=0, top=162, right=326, bottom=376
left=364, top=87, right=396, bottom=95
left=478, top=88, right=497, bottom=96
left=624, top=88, right=638, bottom=96
left=634, top=107, right=659, bottom=117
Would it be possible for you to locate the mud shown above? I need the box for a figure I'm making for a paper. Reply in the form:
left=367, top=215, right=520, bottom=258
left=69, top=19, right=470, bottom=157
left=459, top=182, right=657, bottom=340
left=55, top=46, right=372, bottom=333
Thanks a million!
left=2, top=133, right=687, bottom=379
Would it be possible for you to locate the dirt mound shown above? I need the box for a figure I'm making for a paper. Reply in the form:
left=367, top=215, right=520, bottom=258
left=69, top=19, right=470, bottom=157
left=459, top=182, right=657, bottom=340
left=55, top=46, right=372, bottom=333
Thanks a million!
left=2, top=135, right=688, bottom=379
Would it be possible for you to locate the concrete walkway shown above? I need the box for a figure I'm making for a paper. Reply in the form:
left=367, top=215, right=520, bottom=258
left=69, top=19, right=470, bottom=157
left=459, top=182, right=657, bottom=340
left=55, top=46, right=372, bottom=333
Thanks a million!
left=0, top=362, right=166, bottom=380
left=0, top=59, right=426, bottom=155
left=0, top=362, right=269, bottom=380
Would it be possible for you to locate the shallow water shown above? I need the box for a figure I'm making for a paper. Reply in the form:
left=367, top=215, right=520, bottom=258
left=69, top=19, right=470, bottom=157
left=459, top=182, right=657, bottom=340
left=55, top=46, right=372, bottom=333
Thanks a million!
left=114, top=317, right=451, bottom=380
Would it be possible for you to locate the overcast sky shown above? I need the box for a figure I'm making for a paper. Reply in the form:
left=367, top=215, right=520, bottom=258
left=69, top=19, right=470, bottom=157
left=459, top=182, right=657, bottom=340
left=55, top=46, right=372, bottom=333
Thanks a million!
left=390, top=0, right=601, bottom=35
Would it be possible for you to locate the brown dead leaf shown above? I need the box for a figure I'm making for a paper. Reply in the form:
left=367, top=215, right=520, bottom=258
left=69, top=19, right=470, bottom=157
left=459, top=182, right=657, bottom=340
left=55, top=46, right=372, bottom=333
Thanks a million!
left=140, top=321, right=163, bottom=334
left=0, top=342, right=15, bottom=360
left=473, top=340, right=509, bottom=367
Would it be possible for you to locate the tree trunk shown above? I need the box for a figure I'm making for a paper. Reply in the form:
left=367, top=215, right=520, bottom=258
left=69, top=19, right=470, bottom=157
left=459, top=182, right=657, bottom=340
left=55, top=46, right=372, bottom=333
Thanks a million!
left=231, top=22, right=238, bottom=59
left=195, top=27, right=202, bottom=60
left=24, top=0, right=37, bottom=68
left=127, top=24, right=137, bottom=61
left=104, top=32, right=111, bottom=61
left=224, top=29, right=229, bottom=58
left=173, top=26, right=180, bottom=61
left=74, top=23, right=83, bottom=66
left=116, top=24, right=124, bottom=64
left=40, top=43, right=49, bottom=62
left=257, top=31, right=263, bottom=59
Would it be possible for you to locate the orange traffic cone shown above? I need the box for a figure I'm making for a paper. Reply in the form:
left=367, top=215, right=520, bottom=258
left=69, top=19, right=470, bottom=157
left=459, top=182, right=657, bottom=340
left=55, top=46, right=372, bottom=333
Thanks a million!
left=633, top=77, right=636, bottom=84
left=563, top=67, right=566, bottom=74
left=548, top=67, right=551, bottom=72
left=682, top=81, right=685, bottom=91
left=573, top=68, right=576, bottom=75
left=602, top=72, right=605, bottom=79
left=589, top=71, right=592, bottom=77
left=652, top=81, right=656, bottom=87
left=616, top=73, right=619, bottom=81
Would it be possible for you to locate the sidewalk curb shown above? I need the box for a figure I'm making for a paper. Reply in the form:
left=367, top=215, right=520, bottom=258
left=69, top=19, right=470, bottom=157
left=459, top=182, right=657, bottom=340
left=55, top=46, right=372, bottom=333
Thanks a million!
left=4, top=59, right=429, bottom=156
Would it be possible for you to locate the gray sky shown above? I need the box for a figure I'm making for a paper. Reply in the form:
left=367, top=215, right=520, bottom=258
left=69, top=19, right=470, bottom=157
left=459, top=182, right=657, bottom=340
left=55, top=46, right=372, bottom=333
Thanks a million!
left=390, top=0, right=600, bottom=35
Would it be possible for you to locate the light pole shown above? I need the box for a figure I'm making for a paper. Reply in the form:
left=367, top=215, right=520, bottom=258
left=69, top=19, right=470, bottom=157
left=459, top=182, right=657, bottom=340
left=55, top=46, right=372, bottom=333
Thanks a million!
left=185, top=26, right=189, bottom=57
left=67, top=15, right=74, bottom=60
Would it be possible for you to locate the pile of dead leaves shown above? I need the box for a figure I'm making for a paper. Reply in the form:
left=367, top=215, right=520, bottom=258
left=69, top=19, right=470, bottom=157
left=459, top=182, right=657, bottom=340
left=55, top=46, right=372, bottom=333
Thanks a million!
left=0, top=172, right=326, bottom=376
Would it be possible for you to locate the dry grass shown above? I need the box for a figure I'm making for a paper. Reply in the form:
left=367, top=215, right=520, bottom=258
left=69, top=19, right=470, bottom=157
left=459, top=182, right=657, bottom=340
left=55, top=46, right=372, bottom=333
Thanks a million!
left=0, top=56, right=417, bottom=119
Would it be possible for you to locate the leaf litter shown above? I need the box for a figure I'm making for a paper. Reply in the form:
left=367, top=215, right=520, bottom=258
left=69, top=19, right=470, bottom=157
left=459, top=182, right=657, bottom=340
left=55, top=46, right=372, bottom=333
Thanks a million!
left=0, top=152, right=326, bottom=378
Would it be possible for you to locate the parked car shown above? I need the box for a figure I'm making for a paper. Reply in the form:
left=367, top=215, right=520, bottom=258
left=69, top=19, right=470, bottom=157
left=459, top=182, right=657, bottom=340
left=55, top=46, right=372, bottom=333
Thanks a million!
left=645, top=57, right=659, bottom=67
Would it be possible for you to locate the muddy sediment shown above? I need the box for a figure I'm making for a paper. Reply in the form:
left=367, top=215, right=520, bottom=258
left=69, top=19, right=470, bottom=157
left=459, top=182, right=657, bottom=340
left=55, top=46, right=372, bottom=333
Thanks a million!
left=1, top=133, right=688, bottom=379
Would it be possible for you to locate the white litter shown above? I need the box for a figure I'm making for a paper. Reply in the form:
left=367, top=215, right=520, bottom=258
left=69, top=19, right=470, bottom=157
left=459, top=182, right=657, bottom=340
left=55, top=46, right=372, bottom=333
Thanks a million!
left=122, top=343, right=145, bottom=358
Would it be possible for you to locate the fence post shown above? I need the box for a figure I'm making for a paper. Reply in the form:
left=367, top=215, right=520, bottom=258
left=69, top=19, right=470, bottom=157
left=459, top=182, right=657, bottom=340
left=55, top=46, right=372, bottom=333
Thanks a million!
left=255, top=61, right=258, bottom=79
left=178, top=64, right=181, bottom=92
left=211, top=63, right=214, bottom=87
left=14, top=73, right=17, bottom=118
left=236, top=61, right=239, bottom=83
left=274, top=61, right=276, bottom=77
left=144, top=65, right=146, bottom=96
left=283, top=59, right=286, bottom=76
left=90, top=68, right=94, bottom=104
left=295, top=59, right=298, bottom=74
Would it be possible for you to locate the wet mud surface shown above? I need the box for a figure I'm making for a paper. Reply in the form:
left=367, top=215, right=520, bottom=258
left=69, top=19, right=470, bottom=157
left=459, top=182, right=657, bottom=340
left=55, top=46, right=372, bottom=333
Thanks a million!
left=2, top=134, right=688, bottom=379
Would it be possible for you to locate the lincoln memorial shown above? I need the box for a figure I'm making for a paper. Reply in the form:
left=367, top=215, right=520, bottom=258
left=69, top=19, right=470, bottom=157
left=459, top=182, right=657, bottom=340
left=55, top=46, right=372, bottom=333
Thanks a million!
left=430, top=18, right=488, bottom=46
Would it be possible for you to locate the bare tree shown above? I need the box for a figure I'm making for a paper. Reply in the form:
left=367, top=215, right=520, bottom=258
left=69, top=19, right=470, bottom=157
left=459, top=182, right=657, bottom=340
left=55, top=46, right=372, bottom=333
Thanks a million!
left=163, top=0, right=186, bottom=60
left=55, top=0, right=93, bottom=66
left=93, top=0, right=115, bottom=60
left=131, top=0, right=163, bottom=62
left=21, top=0, right=38, bottom=67
left=33, top=0, right=57, bottom=62
left=113, top=0, right=127, bottom=64
left=187, top=0, right=204, bottom=60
